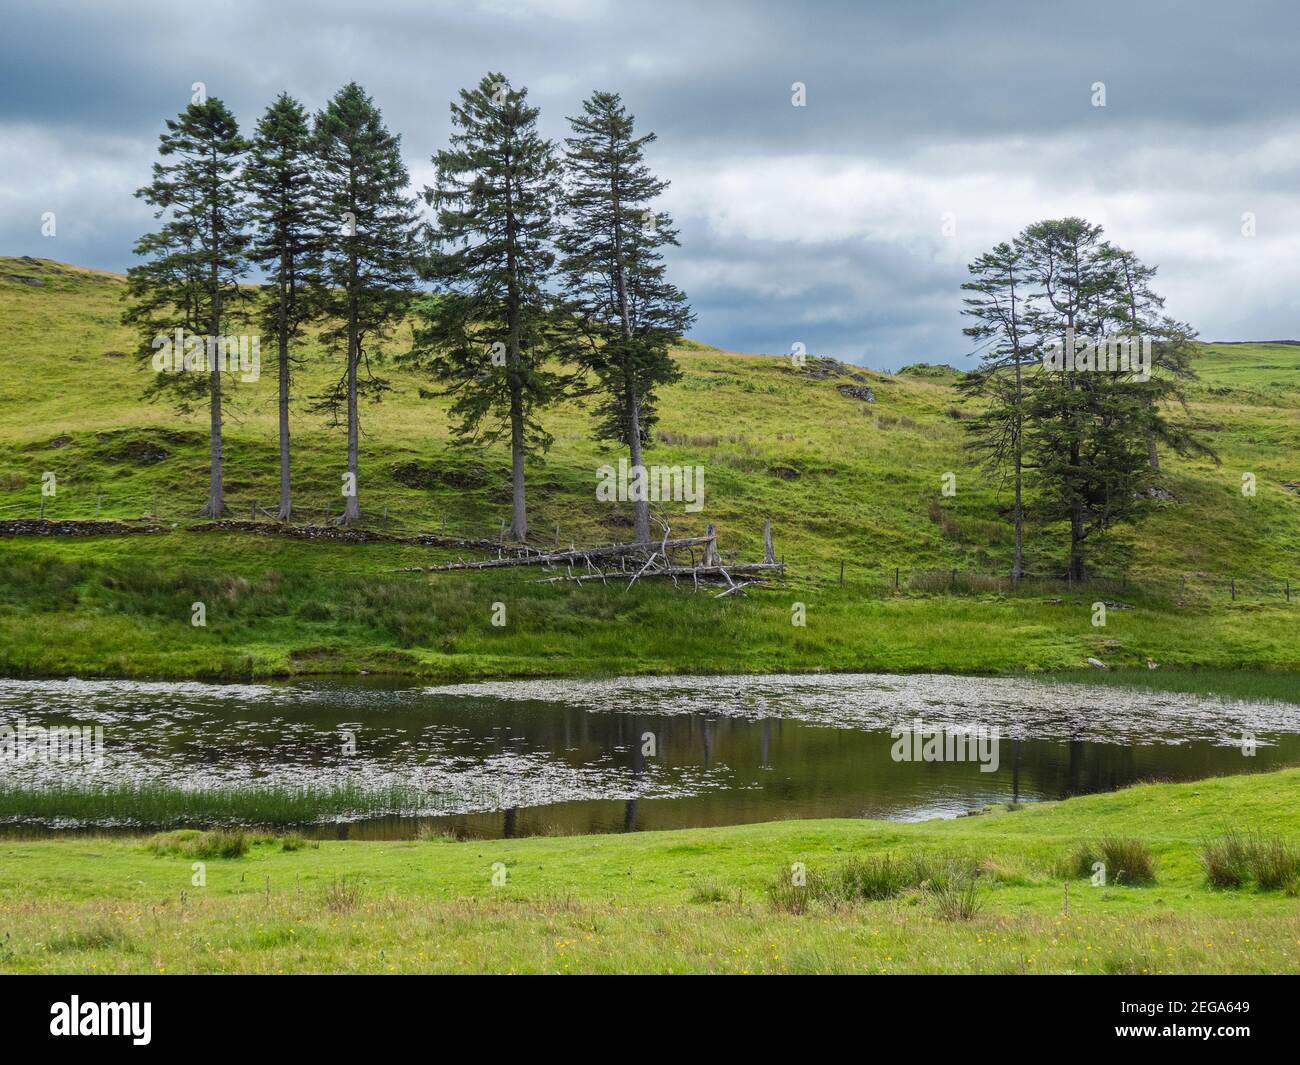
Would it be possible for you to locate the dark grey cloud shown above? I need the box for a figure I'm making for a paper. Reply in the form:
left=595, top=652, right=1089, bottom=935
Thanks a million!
left=3, top=0, right=1298, bottom=368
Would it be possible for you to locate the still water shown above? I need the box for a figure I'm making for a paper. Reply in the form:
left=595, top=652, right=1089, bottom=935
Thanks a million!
left=1, top=673, right=1297, bottom=838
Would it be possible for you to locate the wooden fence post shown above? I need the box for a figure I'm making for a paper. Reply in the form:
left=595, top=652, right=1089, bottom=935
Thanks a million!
left=1231, top=577, right=1236, bottom=601
left=763, top=520, right=775, bottom=565
left=839, top=560, right=845, bottom=586
left=703, top=524, right=719, bottom=567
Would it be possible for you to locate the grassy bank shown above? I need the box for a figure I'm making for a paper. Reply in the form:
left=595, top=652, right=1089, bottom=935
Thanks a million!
left=1, top=258, right=1298, bottom=680
left=2, top=532, right=1300, bottom=679
left=2, top=768, right=1298, bottom=973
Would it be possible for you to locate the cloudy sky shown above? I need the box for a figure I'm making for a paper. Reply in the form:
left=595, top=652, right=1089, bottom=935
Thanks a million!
left=3, top=0, right=1297, bottom=369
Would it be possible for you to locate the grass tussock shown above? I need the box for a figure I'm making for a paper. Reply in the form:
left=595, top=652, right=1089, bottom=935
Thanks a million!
left=687, top=877, right=732, bottom=904
left=1064, top=837, right=1156, bottom=886
left=149, top=829, right=249, bottom=859
left=322, top=877, right=360, bottom=913
left=47, top=918, right=136, bottom=954
left=1201, top=832, right=1300, bottom=891
left=767, top=853, right=986, bottom=917
left=932, top=876, right=985, bottom=921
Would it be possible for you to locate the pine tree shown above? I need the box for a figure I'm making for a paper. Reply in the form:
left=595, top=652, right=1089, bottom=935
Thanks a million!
left=245, top=93, right=321, bottom=520
left=959, top=239, right=1033, bottom=579
left=1018, top=219, right=1158, bottom=580
left=961, top=220, right=1217, bottom=581
left=312, top=83, right=419, bottom=525
left=124, top=96, right=250, bottom=517
left=410, top=74, right=569, bottom=543
left=559, top=91, right=693, bottom=543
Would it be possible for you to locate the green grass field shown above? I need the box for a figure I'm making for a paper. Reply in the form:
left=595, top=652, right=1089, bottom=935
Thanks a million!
left=2, top=768, right=1297, bottom=974
left=1, top=256, right=1298, bottom=680
left=3, top=258, right=1299, bottom=977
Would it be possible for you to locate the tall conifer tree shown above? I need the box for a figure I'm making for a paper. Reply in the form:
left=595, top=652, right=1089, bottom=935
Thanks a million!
left=124, top=96, right=250, bottom=517
left=313, top=83, right=419, bottom=525
left=559, top=91, right=693, bottom=543
left=409, top=74, right=568, bottom=543
left=246, top=92, right=320, bottom=520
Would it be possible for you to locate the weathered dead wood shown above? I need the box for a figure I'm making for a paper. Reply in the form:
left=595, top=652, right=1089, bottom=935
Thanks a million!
left=395, top=534, right=715, bottom=573
left=626, top=551, right=660, bottom=590
left=703, top=523, right=720, bottom=566
left=714, top=580, right=758, bottom=599
left=532, top=562, right=781, bottom=585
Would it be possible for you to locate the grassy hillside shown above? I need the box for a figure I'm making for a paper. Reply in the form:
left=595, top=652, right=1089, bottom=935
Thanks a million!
left=3, top=768, right=1299, bottom=973
left=1, top=256, right=1298, bottom=679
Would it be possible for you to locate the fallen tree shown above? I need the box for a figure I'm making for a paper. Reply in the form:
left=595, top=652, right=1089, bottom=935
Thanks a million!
left=395, top=534, right=718, bottom=573
left=398, top=520, right=784, bottom=595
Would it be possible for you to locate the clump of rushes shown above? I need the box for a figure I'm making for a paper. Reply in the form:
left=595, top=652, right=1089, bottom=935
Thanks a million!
left=768, top=853, right=986, bottom=914
left=149, top=829, right=248, bottom=860
left=932, top=876, right=984, bottom=922
left=1201, top=833, right=1300, bottom=890
left=322, top=876, right=360, bottom=913
left=766, top=866, right=824, bottom=914
left=835, top=853, right=978, bottom=900
left=1066, top=837, right=1156, bottom=885
left=1249, top=836, right=1300, bottom=890
left=1201, top=832, right=1252, bottom=888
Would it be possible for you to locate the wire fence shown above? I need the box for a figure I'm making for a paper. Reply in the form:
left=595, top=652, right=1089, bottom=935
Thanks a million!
left=797, top=562, right=1298, bottom=605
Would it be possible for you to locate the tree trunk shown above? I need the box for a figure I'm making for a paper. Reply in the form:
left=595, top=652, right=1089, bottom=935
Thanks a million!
left=610, top=170, right=650, bottom=545
left=203, top=354, right=225, bottom=517
left=340, top=280, right=361, bottom=526
left=1012, top=452, right=1023, bottom=580
left=1069, top=492, right=1086, bottom=582
left=503, top=132, right=527, bottom=544
left=340, top=326, right=361, bottom=527
left=1003, top=263, right=1026, bottom=581
left=201, top=205, right=224, bottom=519
left=276, top=267, right=291, bottom=521
left=1011, top=332, right=1024, bottom=581
left=1147, top=429, right=1160, bottom=473
left=626, top=377, right=650, bottom=543
left=509, top=405, right=527, bottom=542
left=506, top=313, right=527, bottom=541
